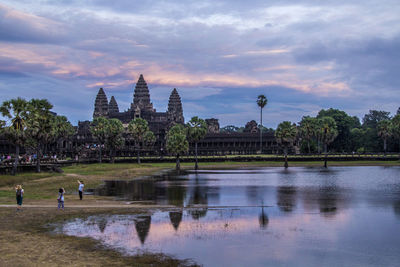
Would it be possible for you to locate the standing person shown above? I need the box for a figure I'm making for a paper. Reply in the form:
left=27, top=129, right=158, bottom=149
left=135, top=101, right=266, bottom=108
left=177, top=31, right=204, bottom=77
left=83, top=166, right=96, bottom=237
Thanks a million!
left=57, top=188, right=65, bottom=210
left=78, top=180, right=84, bottom=200
left=15, top=185, right=24, bottom=211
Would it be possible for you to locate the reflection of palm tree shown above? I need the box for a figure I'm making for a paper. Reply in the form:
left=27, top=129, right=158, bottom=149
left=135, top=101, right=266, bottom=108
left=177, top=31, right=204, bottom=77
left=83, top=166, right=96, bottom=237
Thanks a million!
left=135, top=215, right=152, bottom=244
left=259, top=206, right=269, bottom=229
left=188, top=175, right=208, bottom=220
left=169, top=211, right=183, bottom=231
left=277, top=186, right=297, bottom=212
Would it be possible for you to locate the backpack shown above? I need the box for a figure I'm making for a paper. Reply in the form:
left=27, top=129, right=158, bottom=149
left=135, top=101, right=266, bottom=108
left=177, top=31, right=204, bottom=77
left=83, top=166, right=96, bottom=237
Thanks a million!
left=16, top=189, right=22, bottom=197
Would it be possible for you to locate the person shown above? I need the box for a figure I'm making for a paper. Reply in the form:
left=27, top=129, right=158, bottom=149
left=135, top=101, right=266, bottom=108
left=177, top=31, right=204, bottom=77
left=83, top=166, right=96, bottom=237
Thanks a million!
left=77, top=180, right=84, bottom=200
left=58, top=188, right=65, bottom=210
left=15, top=185, right=24, bottom=211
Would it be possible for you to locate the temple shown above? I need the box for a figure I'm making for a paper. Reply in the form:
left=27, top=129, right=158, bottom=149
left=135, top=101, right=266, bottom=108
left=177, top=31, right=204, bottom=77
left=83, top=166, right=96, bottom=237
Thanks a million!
left=93, top=74, right=184, bottom=140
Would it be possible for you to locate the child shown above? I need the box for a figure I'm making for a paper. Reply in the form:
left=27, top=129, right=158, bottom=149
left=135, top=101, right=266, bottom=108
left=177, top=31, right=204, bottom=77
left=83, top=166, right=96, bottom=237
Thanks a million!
left=77, top=180, right=85, bottom=200
left=15, top=185, right=24, bottom=211
left=57, top=188, right=65, bottom=210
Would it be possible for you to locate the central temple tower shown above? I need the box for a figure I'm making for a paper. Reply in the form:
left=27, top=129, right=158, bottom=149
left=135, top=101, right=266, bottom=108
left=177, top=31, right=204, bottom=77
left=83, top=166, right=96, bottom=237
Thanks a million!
left=130, top=74, right=154, bottom=112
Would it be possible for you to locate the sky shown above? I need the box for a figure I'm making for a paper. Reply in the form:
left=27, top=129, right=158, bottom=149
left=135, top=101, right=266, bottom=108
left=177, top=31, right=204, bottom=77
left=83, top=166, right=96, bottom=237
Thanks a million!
left=0, top=0, right=399, bottom=128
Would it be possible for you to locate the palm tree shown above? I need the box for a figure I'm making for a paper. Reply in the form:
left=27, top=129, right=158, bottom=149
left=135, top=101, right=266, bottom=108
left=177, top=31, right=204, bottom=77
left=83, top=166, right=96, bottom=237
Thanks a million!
left=26, top=99, right=54, bottom=173
left=299, top=116, right=317, bottom=153
left=186, top=116, right=208, bottom=170
left=166, top=124, right=189, bottom=171
left=106, top=118, right=124, bottom=163
left=0, top=98, right=29, bottom=175
left=377, top=120, right=392, bottom=154
left=318, top=117, right=338, bottom=168
left=127, top=118, right=154, bottom=164
left=91, top=117, right=109, bottom=163
left=257, top=95, right=268, bottom=152
left=275, top=121, right=297, bottom=168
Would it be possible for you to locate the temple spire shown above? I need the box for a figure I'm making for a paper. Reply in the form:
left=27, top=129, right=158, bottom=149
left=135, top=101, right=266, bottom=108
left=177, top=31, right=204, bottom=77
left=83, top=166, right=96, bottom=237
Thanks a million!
left=93, top=88, right=109, bottom=118
left=167, top=88, right=184, bottom=123
left=131, top=74, right=154, bottom=112
left=109, top=96, right=119, bottom=114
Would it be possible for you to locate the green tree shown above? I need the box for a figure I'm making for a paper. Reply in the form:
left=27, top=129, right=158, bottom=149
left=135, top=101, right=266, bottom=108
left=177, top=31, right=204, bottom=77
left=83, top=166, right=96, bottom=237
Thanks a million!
left=275, top=121, right=297, bottom=168
left=317, top=108, right=360, bottom=152
left=377, top=120, right=392, bottom=154
left=391, top=115, right=400, bottom=154
left=0, top=98, right=29, bottom=175
left=51, top=115, right=75, bottom=153
left=106, top=119, right=124, bottom=163
left=362, top=110, right=391, bottom=152
left=318, top=116, right=338, bottom=168
left=299, top=116, right=318, bottom=153
left=128, top=118, right=155, bottom=164
left=91, top=117, right=109, bottom=163
left=187, top=116, right=208, bottom=170
left=26, top=99, right=54, bottom=173
left=220, top=125, right=240, bottom=133
left=257, top=95, right=268, bottom=152
left=166, top=124, right=189, bottom=171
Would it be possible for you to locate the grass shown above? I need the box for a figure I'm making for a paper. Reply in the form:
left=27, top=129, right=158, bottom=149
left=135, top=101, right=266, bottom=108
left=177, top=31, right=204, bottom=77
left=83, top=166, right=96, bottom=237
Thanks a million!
left=0, top=208, right=198, bottom=266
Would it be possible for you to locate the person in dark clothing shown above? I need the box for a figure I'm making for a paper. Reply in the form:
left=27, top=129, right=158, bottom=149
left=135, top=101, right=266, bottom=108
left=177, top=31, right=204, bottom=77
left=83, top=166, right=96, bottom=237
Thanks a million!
left=15, top=185, right=24, bottom=211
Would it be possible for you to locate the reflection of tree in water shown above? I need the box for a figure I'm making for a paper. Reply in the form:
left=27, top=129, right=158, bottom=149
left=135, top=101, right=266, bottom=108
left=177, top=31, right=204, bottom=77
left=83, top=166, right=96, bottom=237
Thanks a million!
left=167, top=185, right=186, bottom=207
left=276, top=186, right=297, bottom=212
left=169, top=211, right=183, bottom=230
left=97, top=217, right=108, bottom=233
left=259, top=206, right=269, bottom=229
left=318, top=187, right=338, bottom=217
left=188, top=175, right=208, bottom=220
left=134, top=215, right=152, bottom=244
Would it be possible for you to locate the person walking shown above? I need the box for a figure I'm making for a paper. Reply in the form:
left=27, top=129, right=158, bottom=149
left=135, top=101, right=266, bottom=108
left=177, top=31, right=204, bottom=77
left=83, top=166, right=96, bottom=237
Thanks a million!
left=78, top=180, right=84, bottom=200
left=58, top=188, right=65, bottom=210
left=15, top=185, right=24, bottom=211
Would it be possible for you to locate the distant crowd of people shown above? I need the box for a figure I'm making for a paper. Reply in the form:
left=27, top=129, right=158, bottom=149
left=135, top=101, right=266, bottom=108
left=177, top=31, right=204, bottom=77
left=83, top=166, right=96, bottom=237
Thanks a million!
left=14, top=180, right=85, bottom=211
left=1, top=153, right=63, bottom=165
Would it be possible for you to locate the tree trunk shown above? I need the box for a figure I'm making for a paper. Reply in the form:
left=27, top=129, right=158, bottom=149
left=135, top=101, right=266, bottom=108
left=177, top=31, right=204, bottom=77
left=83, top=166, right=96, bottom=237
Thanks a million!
left=99, top=146, right=102, bottom=163
left=12, top=144, right=20, bottom=176
left=195, top=142, right=198, bottom=170
left=383, top=138, right=387, bottom=155
left=36, top=143, right=41, bottom=173
left=284, top=146, right=288, bottom=168
left=110, top=149, right=114, bottom=163
left=317, top=139, right=321, bottom=154
left=137, top=146, right=141, bottom=164
left=324, top=143, right=328, bottom=168
left=307, top=141, right=311, bottom=154
left=176, top=154, right=180, bottom=171
left=260, top=107, right=263, bottom=152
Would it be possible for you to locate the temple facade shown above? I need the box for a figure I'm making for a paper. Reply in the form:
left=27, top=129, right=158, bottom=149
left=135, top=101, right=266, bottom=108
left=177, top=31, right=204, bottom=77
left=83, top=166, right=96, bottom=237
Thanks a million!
left=93, top=74, right=184, bottom=140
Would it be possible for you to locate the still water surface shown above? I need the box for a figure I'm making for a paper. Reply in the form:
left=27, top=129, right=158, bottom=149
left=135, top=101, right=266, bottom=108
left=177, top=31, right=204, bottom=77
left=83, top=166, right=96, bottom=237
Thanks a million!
left=61, top=167, right=400, bottom=266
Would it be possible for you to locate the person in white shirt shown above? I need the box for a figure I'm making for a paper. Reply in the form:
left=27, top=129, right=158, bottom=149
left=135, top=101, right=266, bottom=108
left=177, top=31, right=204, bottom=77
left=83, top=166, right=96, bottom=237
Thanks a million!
left=78, top=180, right=84, bottom=200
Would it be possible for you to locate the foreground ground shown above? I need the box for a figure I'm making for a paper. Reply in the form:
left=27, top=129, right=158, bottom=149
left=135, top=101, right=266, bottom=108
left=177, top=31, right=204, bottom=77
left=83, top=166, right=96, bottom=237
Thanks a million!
left=0, top=160, right=399, bottom=266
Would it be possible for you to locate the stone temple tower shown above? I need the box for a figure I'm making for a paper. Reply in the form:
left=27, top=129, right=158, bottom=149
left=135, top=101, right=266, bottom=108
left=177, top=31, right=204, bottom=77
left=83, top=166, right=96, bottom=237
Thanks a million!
left=108, top=96, right=119, bottom=114
left=131, top=74, right=154, bottom=112
left=93, top=88, right=109, bottom=118
left=167, top=88, right=184, bottom=124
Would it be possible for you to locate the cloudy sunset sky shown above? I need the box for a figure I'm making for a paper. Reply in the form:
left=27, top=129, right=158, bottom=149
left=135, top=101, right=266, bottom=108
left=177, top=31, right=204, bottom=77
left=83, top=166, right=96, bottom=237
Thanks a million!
left=0, top=0, right=399, bottom=127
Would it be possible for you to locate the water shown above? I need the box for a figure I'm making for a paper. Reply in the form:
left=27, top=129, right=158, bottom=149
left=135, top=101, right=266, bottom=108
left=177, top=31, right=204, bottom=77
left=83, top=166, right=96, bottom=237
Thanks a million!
left=60, top=166, right=400, bottom=266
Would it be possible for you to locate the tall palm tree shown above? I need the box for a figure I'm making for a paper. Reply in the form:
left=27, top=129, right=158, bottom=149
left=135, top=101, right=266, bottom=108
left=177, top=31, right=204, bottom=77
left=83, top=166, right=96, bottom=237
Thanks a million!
left=257, top=95, right=268, bottom=152
left=127, top=118, right=154, bottom=164
left=377, top=120, right=392, bottom=154
left=0, top=98, right=29, bottom=175
left=299, top=116, right=317, bottom=153
left=91, top=117, right=109, bottom=163
left=275, top=121, right=297, bottom=168
left=318, top=117, right=338, bottom=168
left=187, top=116, right=208, bottom=170
left=166, top=124, right=189, bottom=171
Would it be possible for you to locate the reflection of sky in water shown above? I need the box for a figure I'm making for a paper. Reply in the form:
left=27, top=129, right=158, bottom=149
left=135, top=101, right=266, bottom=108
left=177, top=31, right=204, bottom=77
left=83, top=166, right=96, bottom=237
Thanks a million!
left=66, top=167, right=400, bottom=266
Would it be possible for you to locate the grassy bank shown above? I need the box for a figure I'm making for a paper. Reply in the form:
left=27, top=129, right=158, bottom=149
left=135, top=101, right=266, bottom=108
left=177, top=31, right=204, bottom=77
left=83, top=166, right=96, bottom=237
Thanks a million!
left=0, top=207, right=198, bottom=266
